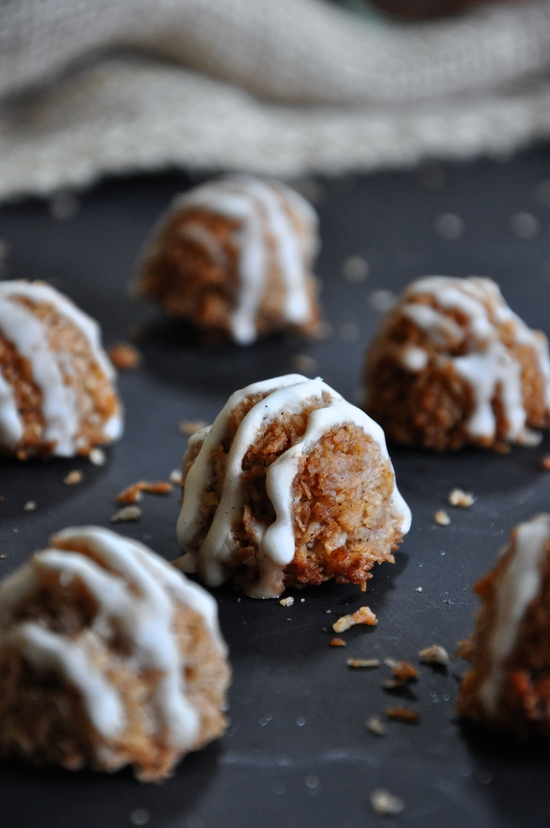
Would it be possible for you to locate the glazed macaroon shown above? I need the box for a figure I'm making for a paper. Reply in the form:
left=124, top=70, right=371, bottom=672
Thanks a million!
left=0, top=280, right=123, bottom=459
left=176, top=374, right=411, bottom=599
left=0, top=526, right=230, bottom=781
left=136, top=175, right=321, bottom=344
left=364, top=276, right=550, bottom=450
left=458, top=514, right=550, bottom=737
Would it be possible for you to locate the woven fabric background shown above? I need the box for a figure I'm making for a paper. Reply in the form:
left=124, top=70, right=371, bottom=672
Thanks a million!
left=1, top=0, right=550, bottom=199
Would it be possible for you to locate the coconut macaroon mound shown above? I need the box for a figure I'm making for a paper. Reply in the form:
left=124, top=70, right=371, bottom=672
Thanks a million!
left=136, top=175, right=321, bottom=345
left=176, top=374, right=411, bottom=599
left=0, top=526, right=230, bottom=781
left=364, top=276, right=550, bottom=451
left=0, top=280, right=123, bottom=459
left=457, top=514, right=550, bottom=738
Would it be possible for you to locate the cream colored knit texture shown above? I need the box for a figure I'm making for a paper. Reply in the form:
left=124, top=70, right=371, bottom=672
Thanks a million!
left=1, top=0, right=550, bottom=198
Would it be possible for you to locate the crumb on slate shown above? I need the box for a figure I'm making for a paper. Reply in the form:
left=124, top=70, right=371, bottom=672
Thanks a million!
left=448, top=488, right=475, bottom=507
left=434, top=509, right=451, bottom=526
left=280, top=596, right=294, bottom=607
left=419, top=644, right=450, bottom=666
left=23, top=501, right=36, bottom=511
left=116, top=480, right=172, bottom=505
left=169, top=469, right=183, bottom=485
left=366, top=715, right=386, bottom=736
left=386, top=706, right=420, bottom=723
left=330, top=638, right=346, bottom=647
left=110, top=505, right=141, bottom=523
left=89, top=448, right=106, bottom=466
left=541, top=455, right=550, bottom=471
left=63, top=470, right=83, bottom=486
left=347, top=658, right=380, bottom=668
left=370, top=789, right=405, bottom=816
left=108, top=343, right=141, bottom=370
left=332, top=606, right=377, bottom=633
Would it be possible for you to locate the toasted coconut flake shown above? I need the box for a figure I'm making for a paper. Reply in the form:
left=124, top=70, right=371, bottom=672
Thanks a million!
left=434, top=509, right=451, bottom=526
left=386, top=706, right=420, bottom=723
left=63, top=470, right=83, bottom=486
left=332, top=606, right=377, bottom=633
left=108, top=343, right=141, bottom=370
left=110, top=505, right=141, bottom=523
left=448, top=488, right=475, bottom=508
left=419, top=644, right=450, bottom=666
left=116, top=480, right=172, bottom=505
left=370, top=789, right=404, bottom=816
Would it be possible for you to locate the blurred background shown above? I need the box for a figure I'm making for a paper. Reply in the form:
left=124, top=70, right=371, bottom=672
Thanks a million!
left=2, top=0, right=550, bottom=200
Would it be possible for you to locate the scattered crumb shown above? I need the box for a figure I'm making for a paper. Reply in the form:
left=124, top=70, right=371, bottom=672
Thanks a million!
left=89, top=447, right=106, bottom=466
left=448, top=488, right=475, bottom=508
left=110, top=505, right=141, bottom=523
left=0, top=554, right=6, bottom=559
left=300, top=598, right=305, bottom=603
left=415, top=587, right=423, bottom=592
left=23, top=501, right=36, bottom=511
left=434, top=509, right=451, bottom=526
left=107, top=342, right=141, bottom=370
left=330, top=638, right=346, bottom=647
left=368, top=289, right=396, bottom=313
left=366, top=715, right=387, bottom=736
left=129, top=808, right=150, bottom=827
left=63, top=470, right=83, bottom=486
left=541, top=455, right=550, bottom=471
left=520, top=428, right=543, bottom=447
left=172, top=553, right=197, bottom=574
left=347, top=658, right=380, bottom=668
left=291, top=353, right=318, bottom=377
left=419, top=644, right=450, bottom=666
left=391, top=661, right=419, bottom=681
left=313, top=320, right=333, bottom=341
left=179, top=419, right=209, bottom=436
left=115, top=480, right=172, bottom=505
left=332, top=605, right=377, bottom=633
left=169, top=469, right=183, bottom=485
left=237, top=597, right=241, bottom=602
left=434, top=212, right=464, bottom=240
left=324, top=609, right=332, bottom=614
left=280, top=596, right=294, bottom=607
left=494, top=441, right=511, bottom=454
left=386, top=706, right=420, bottom=723
left=370, top=789, right=405, bottom=817
left=341, top=255, right=369, bottom=283
left=0, top=495, right=3, bottom=501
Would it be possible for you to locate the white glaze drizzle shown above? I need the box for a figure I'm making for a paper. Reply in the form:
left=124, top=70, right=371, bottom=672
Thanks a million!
left=177, top=375, right=411, bottom=598
left=177, top=222, right=229, bottom=269
left=479, top=514, right=550, bottom=715
left=171, top=176, right=317, bottom=344
left=0, top=526, right=226, bottom=748
left=0, top=281, right=123, bottom=454
left=397, top=276, right=550, bottom=441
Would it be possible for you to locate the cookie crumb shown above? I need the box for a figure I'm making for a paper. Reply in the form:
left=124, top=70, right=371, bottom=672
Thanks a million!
left=279, top=596, right=294, bottom=607
left=386, top=706, right=420, bottom=723
left=116, top=480, right=172, bottom=505
left=448, top=488, right=475, bottom=507
left=63, top=470, right=83, bottom=486
left=347, top=658, right=380, bottom=668
left=434, top=509, right=451, bottom=526
left=370, top=789, right=404, bottom=816
left=129, top=808, right=150, bottom=826
left=111, top=505, right=141, bottom=523
left=291, top=354, right=318, bottom=377
left=108, top=343, right=141, bottom=370
left=179, top=420, right=209, bottom=436
left=541, top=455, right=550, bottom=471
left=332, top=605, right=377, bottom=633
left=366, top=715, right=386, bottom=736
left=341, top=255, right=369, bottom=283
left=23, top=501, right=36, bottom=511
left=169, top=469, right=183, bottom=485
left=415, top=586, right=423, bottom=592
left=330, top=638, right=346, bottom=647
left=89, top=448, right=106, bottom=466
left=419, top=644, right=450, bottom=666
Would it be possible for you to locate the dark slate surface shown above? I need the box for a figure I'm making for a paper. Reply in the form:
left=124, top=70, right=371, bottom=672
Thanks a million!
left=1, top=150, right=550, bottom=828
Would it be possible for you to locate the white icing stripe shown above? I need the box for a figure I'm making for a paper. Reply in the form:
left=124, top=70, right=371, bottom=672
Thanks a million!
left=172, top=176, right=316, bottom=344
left=0, top=526, right=226, bottom=751
left=0, top=282, right=123, bottom=453
left=0, top=299, right=79, bottom=455
left=479, top=514, right=550, bottom=714
left=397, top=276, right=549, bottom=441
left=16, top=624, right=125, bottom=738
left=0, top=370, right=23, bottom=446
left=177, top=373, right=309, bottom=553
left=177, top=375, right=412, bottom=597
left=177, top=222, right=228, bottom=269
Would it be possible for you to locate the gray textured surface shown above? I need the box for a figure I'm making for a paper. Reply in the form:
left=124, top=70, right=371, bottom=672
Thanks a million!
left=1, top=152, right=550, bottom=826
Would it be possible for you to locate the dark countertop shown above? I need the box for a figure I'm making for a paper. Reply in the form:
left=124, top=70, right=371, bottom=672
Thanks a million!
left=1, top=149, right=550, bottom=828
